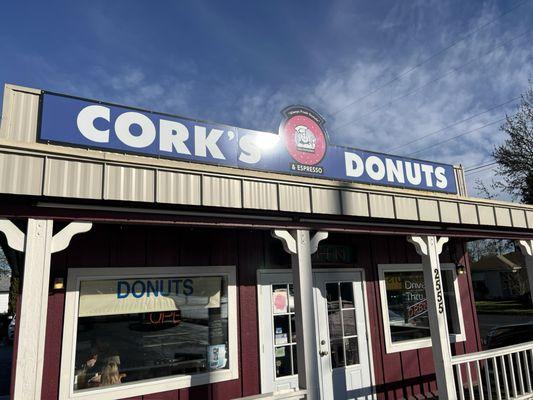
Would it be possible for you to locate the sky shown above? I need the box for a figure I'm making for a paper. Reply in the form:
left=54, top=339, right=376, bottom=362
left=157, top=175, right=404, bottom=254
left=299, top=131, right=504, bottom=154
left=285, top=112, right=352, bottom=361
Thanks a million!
left=0, top=0, right=532, bottom=198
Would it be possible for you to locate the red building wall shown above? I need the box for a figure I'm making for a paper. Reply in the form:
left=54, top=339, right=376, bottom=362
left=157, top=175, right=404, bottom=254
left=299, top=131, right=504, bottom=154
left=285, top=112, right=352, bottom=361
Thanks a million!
left=33, top=224, right=480, bottom=400
left=43, top=225, right=262, bottom=400
left=357, top=235, right=482, bottom=399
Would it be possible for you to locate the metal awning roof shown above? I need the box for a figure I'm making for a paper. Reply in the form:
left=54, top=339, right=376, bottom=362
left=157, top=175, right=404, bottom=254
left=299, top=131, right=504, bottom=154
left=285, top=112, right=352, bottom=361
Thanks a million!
left=1, top=84, right=532, bottom=235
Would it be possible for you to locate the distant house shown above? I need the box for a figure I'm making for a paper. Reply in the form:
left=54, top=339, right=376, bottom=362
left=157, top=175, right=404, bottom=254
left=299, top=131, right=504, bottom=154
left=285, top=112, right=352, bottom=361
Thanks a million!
left=471, top=250, right=527, bottom=300
left=0, top=272, right=10, bottom=314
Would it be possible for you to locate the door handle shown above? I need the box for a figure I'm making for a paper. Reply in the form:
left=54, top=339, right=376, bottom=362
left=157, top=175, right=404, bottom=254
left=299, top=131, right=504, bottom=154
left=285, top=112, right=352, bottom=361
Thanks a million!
left=319, top=350, right=329, bottom=357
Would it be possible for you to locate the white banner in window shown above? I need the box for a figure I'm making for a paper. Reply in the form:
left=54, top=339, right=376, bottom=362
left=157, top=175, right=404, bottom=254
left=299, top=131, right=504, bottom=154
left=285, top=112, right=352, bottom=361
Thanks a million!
left=78, top=276, right=221, bottom=317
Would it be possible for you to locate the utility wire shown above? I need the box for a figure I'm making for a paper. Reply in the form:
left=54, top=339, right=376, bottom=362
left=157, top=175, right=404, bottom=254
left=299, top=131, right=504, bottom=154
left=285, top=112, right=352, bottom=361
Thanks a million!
left=465, top=169, right=495, bottom=176
left=387, top=97, right=519, bottom=152
left=465, top=160, right=498, bottom=171
left=465, top=163, right=499, bottom=176
left=407, top=118, right=505, bottom=156
left=465, top=161, right=499, bottom=173
left=329, top=0, right=531, bottom=118
left=332, top=28, right=531, bottom=131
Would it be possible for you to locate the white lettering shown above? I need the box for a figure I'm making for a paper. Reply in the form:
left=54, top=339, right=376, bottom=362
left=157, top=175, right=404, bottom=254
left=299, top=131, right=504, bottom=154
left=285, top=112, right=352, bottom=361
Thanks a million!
left=405, top=281, right=424, bottom=290
left=405, top=162, right=422, bottom=185
left=345, top=152, right=364, bottom=177
left=159, top=120, right=191, bottom=155
left=238, top=134, right=261, bottom=164
left=115, top=112, right=156, bottom=148
left=405, top=292, right=425, bottom=301
left=77, top=105, right=110, bottom=143
left=435, top=166, right=448, bottom=189
left=421, top=164, right=434, bottom=187
left=385, top=159, right=405, bottom=183
left=194, top=126, right=225, bottom=159
left=74, top=107, right=452, bottom=192
left=366, top=156, right=386, bottom=180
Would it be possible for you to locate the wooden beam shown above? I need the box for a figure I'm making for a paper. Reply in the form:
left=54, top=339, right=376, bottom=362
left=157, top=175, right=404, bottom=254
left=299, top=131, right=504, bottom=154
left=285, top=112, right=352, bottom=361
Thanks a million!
left=13, top=219, right=53, bottom=400
left=272, top=230, right=327, bottom=399
left=8, top=219, right=93, bottom=400
left=408, top=235, right=457, bottom=400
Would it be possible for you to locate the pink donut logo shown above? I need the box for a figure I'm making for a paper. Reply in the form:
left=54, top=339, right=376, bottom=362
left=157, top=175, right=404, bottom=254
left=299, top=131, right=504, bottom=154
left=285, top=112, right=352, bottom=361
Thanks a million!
left=273, top=292, right=287, bottom=312
left=280, top=106, right=328, bottom=166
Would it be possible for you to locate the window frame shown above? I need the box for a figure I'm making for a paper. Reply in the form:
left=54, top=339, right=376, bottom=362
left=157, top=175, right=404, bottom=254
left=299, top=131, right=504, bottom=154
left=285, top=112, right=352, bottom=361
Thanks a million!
left=378, top=263, right=466, bottom=353
left=59, top=266, right=238, bottom=400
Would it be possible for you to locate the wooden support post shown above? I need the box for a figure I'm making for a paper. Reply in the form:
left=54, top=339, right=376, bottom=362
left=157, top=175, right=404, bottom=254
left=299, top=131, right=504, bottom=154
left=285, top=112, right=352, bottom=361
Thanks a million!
left=272, top=229, right=328, bottom=400
left=518, top=240, right=533, bottom=302
left=408, top=235, right=457, bottom=400
left=0, top=218, right=92, bottom=400
left=14, top=219, right=54, bottom=400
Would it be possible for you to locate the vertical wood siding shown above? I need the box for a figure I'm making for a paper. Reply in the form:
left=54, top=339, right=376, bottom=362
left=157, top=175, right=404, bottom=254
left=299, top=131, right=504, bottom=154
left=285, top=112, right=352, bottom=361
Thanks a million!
left=361, top=236, right=481, bottom=399
left=37, top=225, right=480, bottom=400
left=43, top=225, right=266, bottom=400
left=371, top=237, right=404, bottom=399
left=311, top=234, right=480, bottom=400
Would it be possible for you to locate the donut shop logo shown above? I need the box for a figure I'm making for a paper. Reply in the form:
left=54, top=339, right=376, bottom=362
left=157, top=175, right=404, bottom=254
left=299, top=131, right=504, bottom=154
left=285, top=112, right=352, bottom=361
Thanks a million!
left=280, top=105, right=328, bottom=174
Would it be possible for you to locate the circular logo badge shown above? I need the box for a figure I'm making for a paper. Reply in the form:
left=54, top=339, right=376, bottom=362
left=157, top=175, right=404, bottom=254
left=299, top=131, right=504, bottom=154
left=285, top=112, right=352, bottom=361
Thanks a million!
left=281, top=112, right=327, bottom=166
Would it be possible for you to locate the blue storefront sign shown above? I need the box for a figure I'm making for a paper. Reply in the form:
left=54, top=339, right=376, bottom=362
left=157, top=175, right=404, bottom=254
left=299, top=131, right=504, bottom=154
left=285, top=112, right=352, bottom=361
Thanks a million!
left=39, top=92, right=457, bottom=193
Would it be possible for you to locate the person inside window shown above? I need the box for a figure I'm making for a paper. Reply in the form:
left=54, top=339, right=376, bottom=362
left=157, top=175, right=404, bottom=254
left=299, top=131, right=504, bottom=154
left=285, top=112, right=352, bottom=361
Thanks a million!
left=100, top=356, right=126, bottom=386
left=75, top=340, right=124, bottom=389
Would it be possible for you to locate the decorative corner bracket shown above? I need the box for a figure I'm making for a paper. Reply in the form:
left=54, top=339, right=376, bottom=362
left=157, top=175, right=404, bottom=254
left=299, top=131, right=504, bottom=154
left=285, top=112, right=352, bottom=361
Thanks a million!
left=272, top=230, right=297, bottom=255
left=407, top=235, right=449, bottom=256
left=407, top=236, right=428, bottom=256
left=272, top=230, right=329, bottom=255
left=0, top=218, right=25, bottom=252
left=436, top=237, right=449, bottom=255
left=310, top=231, right=328, bottom=254
left=52, top=222, right=93, bottom=254
left=518, top=240, right=533, bottom=257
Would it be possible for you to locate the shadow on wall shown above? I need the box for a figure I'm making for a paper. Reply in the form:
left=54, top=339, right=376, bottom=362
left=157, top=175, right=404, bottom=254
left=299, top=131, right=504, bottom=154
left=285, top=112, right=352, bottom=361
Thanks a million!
left=372, top=374, right=438, bottom=399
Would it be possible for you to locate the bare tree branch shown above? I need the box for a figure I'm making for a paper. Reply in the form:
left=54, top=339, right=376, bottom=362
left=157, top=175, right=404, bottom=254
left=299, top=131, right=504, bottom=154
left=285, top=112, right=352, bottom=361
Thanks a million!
left=493, top=84, right=533, bottom=203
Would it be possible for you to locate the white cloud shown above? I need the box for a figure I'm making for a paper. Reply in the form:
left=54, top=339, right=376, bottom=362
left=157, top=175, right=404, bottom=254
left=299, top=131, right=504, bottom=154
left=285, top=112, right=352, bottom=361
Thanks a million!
left=9, top=1, right=529, bottom=201
left=227, top=2, right=531, bottom=200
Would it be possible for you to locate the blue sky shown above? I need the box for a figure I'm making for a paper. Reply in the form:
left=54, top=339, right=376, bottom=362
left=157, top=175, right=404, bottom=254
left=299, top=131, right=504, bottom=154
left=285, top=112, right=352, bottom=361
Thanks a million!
left=1, top=0, right=532, bottom=197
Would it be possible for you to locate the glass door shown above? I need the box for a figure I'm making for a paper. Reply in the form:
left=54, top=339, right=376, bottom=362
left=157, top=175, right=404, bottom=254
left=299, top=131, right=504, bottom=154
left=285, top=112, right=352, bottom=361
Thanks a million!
left=258, top=270, right=373, bottom=399
left=258, top=271, right=299, bottom=393
left=314, top=271, right=373, bottom=400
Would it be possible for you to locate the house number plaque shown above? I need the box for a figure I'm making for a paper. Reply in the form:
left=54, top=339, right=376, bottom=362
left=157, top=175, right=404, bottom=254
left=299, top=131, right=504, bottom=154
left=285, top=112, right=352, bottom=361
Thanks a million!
left=433, top=268, right=444, bottom=314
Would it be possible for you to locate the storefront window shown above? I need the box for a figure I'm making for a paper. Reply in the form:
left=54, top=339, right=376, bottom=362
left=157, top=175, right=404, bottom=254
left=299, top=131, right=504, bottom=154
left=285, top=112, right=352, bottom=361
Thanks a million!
left=466, top=238, right=533, bottom=350
left=379, top=264, right=465, bottom=352
left=60, top=267, right=237, bottom=399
